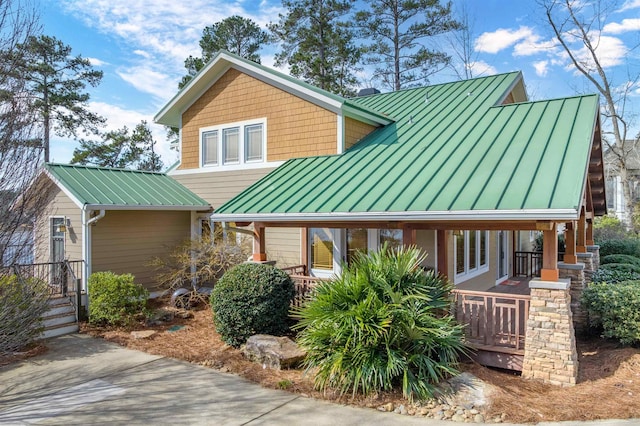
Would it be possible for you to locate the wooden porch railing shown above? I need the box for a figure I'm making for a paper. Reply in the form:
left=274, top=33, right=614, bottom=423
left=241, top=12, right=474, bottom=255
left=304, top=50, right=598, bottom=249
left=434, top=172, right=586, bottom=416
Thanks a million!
left=280, top=264, right=325, bottom=308
left=514, top=251, right=565, bottom=277
left=452, top=289, right=530, bottom=354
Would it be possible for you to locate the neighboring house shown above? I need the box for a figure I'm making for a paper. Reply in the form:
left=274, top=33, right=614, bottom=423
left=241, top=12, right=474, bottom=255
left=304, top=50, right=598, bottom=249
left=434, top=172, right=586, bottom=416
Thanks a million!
left=1, top=224, right=34, bottom=266
left=604, top=139, right=640, bottom=220
left=155, top=51, right=606, bottom=292
left=28, top=163, right=211, bottom=293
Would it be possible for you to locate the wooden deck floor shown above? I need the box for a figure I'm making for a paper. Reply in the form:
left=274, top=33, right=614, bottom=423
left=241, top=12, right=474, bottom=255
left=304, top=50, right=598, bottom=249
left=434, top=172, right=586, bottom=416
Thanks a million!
left=486, top=277, right=532, bottom=296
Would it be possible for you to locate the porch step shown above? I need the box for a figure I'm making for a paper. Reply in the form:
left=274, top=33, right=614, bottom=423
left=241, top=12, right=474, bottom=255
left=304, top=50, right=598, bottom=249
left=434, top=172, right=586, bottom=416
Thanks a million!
left=40, top=297, right=78, bottom=339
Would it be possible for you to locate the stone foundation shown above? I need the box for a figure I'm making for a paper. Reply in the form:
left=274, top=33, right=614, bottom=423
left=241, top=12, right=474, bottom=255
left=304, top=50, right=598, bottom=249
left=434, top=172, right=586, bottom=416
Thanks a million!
left=587, top=245, right=600, bottom=270
left=558, top=262, right=588, bottom=333
left=576, top=252, right=594, bottom=283
left=521, top=278, right=578, bottom=387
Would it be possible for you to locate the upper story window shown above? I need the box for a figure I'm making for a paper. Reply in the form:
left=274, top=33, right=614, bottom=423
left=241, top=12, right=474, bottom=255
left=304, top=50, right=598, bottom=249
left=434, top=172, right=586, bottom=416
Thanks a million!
left=201, top=119, right=266, bottom=168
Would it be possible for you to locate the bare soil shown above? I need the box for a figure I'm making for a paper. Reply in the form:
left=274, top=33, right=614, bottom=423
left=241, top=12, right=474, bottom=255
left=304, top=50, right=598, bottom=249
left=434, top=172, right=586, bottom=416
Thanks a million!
left=74, top=300, right=640, bottom=423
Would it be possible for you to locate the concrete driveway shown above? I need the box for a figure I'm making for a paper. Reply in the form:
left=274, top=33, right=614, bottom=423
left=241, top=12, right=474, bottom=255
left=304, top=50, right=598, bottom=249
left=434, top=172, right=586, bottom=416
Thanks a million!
left=0, top=335, right=637, bottom=426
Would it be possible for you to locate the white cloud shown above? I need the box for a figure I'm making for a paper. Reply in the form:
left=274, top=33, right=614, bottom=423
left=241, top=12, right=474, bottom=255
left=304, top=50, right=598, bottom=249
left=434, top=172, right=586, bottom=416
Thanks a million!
left=571, top=35, right=629, bottom=71
left=618, top=0, right=640, bottom=11
left=513, top=35, right=558, bottom=57
left=603, top=18, right=640, bottom=34
left=116, top=66, right=178, bottom=101
left=468, top=61, right=498, bottom=77
left=533, top=61, right=549, bottom=77
left=87, top=57, right=107, bottom=67
left=474, top=27, right=534, bottom=54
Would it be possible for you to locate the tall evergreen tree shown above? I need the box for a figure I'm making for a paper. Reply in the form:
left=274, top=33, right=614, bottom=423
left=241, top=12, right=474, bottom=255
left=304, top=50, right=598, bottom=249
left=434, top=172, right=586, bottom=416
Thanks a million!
left=9, top=35, right=104, bottom=162
left=180, top=16, right=269, bottom=88
left=270, top=0, right=361, bottom=97
left=355, top=0, right=460, bottom=91
left=71, top=121, right=163, bottom=172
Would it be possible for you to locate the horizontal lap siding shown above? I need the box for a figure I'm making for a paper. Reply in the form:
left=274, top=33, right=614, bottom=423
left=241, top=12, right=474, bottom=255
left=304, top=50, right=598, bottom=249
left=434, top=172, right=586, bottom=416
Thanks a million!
left=34, top=183, right=83, bottom=263
left=266, top=227, right=302, bottom=267
left=180, top=68, right=338, bottom=169
left=91, top=211, right=191, bottom=290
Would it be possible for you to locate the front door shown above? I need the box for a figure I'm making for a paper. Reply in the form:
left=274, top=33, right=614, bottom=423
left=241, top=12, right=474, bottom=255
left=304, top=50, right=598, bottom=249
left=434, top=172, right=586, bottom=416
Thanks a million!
left=51, top=217, right=66, bottom=293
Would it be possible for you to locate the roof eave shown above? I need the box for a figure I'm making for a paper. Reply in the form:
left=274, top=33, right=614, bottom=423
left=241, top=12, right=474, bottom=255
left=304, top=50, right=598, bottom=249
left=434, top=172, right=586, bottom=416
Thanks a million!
left=211, top=209, right=580, bottom=223
left=85, top=204, right=212, bottom=212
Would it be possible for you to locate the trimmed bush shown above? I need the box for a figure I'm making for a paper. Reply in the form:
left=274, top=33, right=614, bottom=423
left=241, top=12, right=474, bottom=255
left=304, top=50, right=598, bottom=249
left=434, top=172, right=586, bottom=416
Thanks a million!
left=591, top=268, right=640, bottom=284
left=88, top=272, right=149, bottom=326
left=293, top=245, right=467, bottom=402
left=600, top=263, right=640, bottom=274
left=598, top=239, right=640, bottom=258
left=211, top=263, right=294, bottom=347
left=0, top=274, right=50, bottom=355
left=601, top=254, right=640, bottom=267
left=583, top=281, right=640, bottom=345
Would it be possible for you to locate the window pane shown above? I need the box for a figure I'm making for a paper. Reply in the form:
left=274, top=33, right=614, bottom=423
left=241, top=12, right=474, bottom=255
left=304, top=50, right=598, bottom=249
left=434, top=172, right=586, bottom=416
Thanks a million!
left=480, top=231, right=487, bottom=266
left=202, top=130, right=218, bottom=165
left=346, top=228, right=368, bottom=265
left=379, top=229, right=403, bottom=251
left=245, top=124, right=263, bottom=162
left=469, top=230, right=477, bottom=270
left=223, top=127, right=239, bottom=164
left=310, top=228, right=333, bottom=270
left=456, top=232, right=465, bottom=275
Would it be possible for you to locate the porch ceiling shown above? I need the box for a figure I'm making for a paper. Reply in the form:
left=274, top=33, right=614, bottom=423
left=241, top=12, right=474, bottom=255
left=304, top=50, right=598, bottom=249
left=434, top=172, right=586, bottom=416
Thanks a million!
left=214, top=73, right=602, bottom=223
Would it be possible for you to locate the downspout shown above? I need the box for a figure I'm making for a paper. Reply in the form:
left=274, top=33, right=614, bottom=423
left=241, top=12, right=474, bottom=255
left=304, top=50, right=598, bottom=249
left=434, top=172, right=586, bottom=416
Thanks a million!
left=81, top=206, right=105, bottom=294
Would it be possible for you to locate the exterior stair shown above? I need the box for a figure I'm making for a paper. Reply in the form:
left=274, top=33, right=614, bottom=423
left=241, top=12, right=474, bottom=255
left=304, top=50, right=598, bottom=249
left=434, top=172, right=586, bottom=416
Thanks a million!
left=41, top=296, right=78, bottom=339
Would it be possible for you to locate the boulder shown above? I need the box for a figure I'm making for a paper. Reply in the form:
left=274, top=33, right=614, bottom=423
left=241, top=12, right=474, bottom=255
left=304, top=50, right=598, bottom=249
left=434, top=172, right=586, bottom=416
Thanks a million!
left=243, top=334, right=306, bottom=369
left=438, top=372, right=496, bottom=409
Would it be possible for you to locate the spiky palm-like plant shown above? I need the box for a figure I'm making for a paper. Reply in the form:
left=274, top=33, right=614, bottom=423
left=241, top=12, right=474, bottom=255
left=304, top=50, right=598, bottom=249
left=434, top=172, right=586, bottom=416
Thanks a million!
left=293, top=245, right=467, bottom=401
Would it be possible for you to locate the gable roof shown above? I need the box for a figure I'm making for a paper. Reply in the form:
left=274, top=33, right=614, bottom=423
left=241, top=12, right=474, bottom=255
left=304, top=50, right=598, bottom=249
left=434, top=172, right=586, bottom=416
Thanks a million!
left=154, top=50, right=393, bottom=128
left=44, top=163, right=211, bottom=211
left=213, top=72, right=603, bottom=222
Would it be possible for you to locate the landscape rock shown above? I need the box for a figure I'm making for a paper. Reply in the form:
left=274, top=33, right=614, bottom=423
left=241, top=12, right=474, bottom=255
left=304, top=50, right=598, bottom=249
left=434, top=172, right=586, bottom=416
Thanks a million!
left=243, top=334, right=306, bottom=369
left=438, top=372, right=496, bottom=409
left=131, top=330, right=156, bottom=339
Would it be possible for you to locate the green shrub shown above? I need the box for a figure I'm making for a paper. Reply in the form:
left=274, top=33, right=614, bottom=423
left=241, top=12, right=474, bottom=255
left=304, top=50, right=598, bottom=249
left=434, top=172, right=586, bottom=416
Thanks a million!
left=211, top=263, right=294, bottom=347
left=293, top=245, right=467, bottom=402
left=599, top=263, right=640, bottom=274
left=591, top=268, right=640, bottom=284
left=88, top=272, right=149, bottom=326
left=601, top=254, right=640, bottom=267
left=598, top=239, right=640, bottom=258
left=0, top=274, right=50, bottom=355
left=594, top=215, right=632, bottom=241
left=583, top=281, right=640, bottom=345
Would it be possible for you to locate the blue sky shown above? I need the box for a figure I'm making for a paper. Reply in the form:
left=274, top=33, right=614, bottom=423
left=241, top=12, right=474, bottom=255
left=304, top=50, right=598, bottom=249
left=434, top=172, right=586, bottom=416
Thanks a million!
left=41, top=0, right=640, bottom=167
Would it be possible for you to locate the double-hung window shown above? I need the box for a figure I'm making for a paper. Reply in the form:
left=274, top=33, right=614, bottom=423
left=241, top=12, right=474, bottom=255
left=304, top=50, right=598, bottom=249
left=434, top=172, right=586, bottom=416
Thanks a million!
left=454, top=230, right=489, bottom=283
left=201, top=119, right=265, bottom=168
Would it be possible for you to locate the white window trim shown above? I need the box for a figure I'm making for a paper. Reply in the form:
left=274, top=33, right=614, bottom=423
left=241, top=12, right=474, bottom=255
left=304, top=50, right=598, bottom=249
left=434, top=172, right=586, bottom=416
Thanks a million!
left=199, top=118, right=267, bottom=170
left=454, top=230, right=490, bottom=285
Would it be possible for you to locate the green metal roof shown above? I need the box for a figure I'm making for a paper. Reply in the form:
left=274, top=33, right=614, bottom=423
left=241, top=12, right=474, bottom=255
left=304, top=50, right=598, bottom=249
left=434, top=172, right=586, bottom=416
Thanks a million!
left=45, top=163, right=211, bottom=210
left=214, top=72, right=600, bottom=222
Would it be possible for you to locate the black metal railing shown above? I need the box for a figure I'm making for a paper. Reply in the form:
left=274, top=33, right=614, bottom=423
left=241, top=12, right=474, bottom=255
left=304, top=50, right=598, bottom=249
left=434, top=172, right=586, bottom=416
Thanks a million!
left=513, top=251, right=565, bottom=277
left=1, top=260, right=84, bottom=297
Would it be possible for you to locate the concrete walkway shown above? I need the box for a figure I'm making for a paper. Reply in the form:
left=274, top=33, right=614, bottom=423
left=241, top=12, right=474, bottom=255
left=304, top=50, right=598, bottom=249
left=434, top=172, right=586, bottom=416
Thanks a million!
left=0, top=335, right=636, bottom=426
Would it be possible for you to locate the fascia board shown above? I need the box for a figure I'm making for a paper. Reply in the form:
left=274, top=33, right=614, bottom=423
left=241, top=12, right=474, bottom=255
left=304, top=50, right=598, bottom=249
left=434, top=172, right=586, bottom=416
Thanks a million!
left=210, top=208, right=580, bottom=223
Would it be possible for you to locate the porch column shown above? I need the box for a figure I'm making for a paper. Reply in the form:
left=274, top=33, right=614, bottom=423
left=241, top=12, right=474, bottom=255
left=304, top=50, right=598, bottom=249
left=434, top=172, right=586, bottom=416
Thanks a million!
left=541, top=223, right=559, bottom=282
left=252, top=222, right=267, bottom=262
left=586, top=219, right=595, bottom=246
left=522, top=278, right=578, bottom=386
left=577, top=207, right=587, bottom=253
left=563, top=221, right=577, bottom=264
left=402, top=224, right=416, bottom=246
left=301, top=227, right=308, bottom=269
left=436, top=230, right=449, bottom=279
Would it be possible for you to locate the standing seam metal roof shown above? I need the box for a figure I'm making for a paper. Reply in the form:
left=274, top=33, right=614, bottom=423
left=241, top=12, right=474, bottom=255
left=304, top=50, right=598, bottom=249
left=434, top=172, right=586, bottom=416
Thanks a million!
left=45, top=164, right=211, bottom=209
left=214, top=72, right=599, bottom=219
